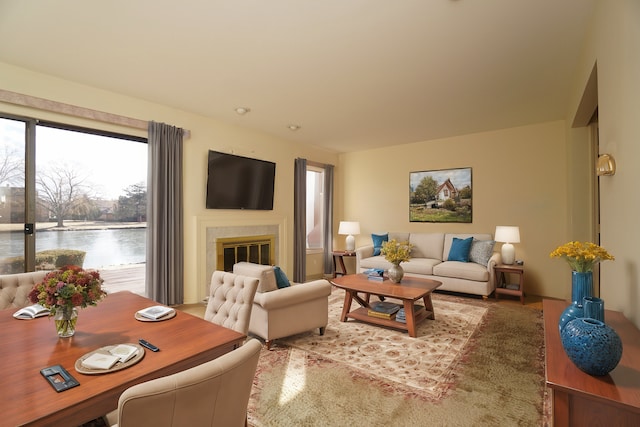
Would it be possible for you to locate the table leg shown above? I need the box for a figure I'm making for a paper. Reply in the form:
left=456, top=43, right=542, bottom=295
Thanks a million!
left=403, top=300, right=417, bottom=338
left=338, top=255, right=347, bottom=276
left=340, top=291, right=354, bottom=322
left=423, top=294, right=435, bottom=320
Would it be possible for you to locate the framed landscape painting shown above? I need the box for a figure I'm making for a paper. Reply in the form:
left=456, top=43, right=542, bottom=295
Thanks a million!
left=409, top=167, right=472, bottom=223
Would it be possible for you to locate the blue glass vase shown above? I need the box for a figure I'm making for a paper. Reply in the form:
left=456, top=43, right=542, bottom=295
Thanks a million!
left=560, top=317, right=623, bottom=376
left=583, top=296, right=605, bottom=322
left=558, top=271, right=593, bottom=332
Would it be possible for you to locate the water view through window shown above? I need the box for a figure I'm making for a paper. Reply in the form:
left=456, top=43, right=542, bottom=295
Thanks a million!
left=0, top=117, right=148, bottom=274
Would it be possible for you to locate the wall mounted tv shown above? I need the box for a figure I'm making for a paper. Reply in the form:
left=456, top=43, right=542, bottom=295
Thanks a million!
left=206, top=150, right=276, bottom=210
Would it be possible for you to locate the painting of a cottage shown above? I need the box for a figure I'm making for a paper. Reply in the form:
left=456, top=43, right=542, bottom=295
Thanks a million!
left=409, top=167, right=472, bottom=223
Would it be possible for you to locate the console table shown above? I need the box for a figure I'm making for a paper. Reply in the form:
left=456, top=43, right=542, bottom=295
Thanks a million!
left=543, top=299, right=640, bottom=426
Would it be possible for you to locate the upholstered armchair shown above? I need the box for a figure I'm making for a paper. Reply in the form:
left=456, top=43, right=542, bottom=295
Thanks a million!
left=232, top=262, right=332, bottom=349
left=0, top=271, right=48, bottom=310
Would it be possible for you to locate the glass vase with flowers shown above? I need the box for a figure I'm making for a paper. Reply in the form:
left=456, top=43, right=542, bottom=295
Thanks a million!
left=28, top=265, right=106, bottom=337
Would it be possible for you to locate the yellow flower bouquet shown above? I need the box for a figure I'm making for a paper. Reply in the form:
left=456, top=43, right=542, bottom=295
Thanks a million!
left=550, top=241, right=614, bottom=273
left=381, top=239, right=413, bottom=265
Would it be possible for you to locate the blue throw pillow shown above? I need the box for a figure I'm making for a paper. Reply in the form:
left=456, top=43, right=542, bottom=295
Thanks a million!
left=273, top=266, right=291, bottom=288
left=372, top=233, right=389, bottom=256
left=447, top=237, right=473, bottom=262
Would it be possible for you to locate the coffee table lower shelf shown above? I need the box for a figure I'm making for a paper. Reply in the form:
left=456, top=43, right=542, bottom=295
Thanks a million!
left=346, top=306, right=432, bottom=334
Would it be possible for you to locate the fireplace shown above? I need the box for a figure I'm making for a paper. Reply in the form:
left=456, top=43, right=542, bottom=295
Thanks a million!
left=216, top=234, right=275, bottom=272
left=205, top=224, right=280, bottom=292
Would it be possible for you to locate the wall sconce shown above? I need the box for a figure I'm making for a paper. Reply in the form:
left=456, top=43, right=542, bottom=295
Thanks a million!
left=596, top=154, right=616, bottom=176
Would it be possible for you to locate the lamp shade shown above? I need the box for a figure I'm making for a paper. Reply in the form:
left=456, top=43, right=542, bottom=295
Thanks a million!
left=338, top=221, right=360, bottom=252
left=494, top=226, right=520, bottom=243
left=338, top=221, right=360, bottom=236
left=495, top=226, right=520, bottom=265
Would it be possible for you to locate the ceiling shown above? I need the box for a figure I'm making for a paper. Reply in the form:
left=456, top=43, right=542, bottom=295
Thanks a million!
left=0, top=0, right=596, bottom=153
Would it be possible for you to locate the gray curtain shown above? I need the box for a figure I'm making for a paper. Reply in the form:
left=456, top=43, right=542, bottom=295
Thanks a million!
left=293, top=158, right=307, bottom=282
left=146, top=122, right=184, bottom=305
left=323, top=164, right=334, bottom=275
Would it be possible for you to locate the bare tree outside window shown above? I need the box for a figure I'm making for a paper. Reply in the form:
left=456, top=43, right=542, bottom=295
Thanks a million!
left=36, top=165, right=97, bottom=227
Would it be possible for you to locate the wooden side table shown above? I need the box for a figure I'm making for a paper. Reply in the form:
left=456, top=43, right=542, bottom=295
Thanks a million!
left=544, top=299, right=640, bottom=426
left=494, top=264, right=524, bottom=304
left=332, top=250, right=356, bottom=278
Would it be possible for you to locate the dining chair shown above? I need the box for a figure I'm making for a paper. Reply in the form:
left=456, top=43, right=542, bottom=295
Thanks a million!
left=204, top=271, right=259, bottom=336
left=104, top=338, right=262, bottom=427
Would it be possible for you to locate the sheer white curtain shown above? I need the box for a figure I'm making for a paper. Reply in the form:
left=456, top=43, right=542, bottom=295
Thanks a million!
left=146, top=122, right=184, bottom=305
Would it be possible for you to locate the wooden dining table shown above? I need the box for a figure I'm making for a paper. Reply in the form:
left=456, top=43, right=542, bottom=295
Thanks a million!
left=0, top=291, right=245, bottom=427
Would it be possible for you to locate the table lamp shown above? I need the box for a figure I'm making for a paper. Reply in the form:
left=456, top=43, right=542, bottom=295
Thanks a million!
left=495, top=226, right=520, bottom=265
left=338, top=221, right=360, bottom=252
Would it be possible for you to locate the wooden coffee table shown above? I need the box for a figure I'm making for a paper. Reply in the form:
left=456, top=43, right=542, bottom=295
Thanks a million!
left=331, top=274, right=442, bottom=337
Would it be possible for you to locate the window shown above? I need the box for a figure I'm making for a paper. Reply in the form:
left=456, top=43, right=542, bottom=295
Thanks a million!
left=0, top=115, right=147, bottom=275
left=306, top=166, right=325, bottom=250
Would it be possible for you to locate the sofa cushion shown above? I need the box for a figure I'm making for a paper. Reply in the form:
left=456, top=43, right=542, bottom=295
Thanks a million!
left=433, top=261, right=490, bottom=282
left=371, top=233, right=388, bottom=256
left=359, top=255, right=392, bottom=270
left=447, top=237, right=473, bottom=262
left=388, top=232, right=410, bottom=243
left=400, top=258, right=442, bottom=276
left=273, top=266, right=291, bottom=289
left=408, top=233, right=444, bottom=260
left=232, top=262, right=278, bottom=293
left=469, top=239, right=496, bottom=266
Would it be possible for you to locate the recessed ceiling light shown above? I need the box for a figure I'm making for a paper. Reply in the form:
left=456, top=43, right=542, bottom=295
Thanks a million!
left=235, top=107, right=250, bottom=115
left=287, top=124, right=301, bottom=131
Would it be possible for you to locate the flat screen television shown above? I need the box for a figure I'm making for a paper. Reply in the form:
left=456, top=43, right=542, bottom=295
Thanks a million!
left=206, top=150, right=276, bottom=210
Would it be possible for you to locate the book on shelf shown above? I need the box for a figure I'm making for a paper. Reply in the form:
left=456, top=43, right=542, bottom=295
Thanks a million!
left=367, top=309, right=397, bottom=320
left=369, top=301, right=401, bottom=314
left=13, top=304, right=50, bottom=320
left=396, top=304, right=425, bottom=323
left=136, top=305, right=175, bottom=320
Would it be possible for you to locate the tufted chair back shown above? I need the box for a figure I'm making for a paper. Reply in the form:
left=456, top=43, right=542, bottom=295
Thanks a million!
left=204, top=271, right=259, bottom=336
left=0, top=271, right=48, bottom=310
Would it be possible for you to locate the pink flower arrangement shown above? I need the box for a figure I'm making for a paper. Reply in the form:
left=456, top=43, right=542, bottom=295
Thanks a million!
left=28, top=265, right=106, bottom=315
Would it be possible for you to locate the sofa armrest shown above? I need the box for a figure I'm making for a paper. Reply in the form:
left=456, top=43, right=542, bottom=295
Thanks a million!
left=253, top=279, right=332, bottom=310
left=487, top=252, right=501, bottom=290
left=355, top=245, right=374, bottom=271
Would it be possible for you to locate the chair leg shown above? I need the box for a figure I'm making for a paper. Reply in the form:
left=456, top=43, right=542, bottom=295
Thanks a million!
left=319, top=326, right=326, bottom=336
left=266, top=339, right=272, bottom=350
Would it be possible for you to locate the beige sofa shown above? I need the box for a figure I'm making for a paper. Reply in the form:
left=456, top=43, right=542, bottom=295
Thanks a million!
left=0, top=271, right=48, bottom=310
left=356, top=232, right=500, bottom=297
left=232, top=262, right=332, bottom=349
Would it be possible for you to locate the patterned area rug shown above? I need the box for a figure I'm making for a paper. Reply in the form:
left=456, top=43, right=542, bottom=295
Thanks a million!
left=247, top=289, right=545, bottom=426
left=277, top=290, right=487, bottom=399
